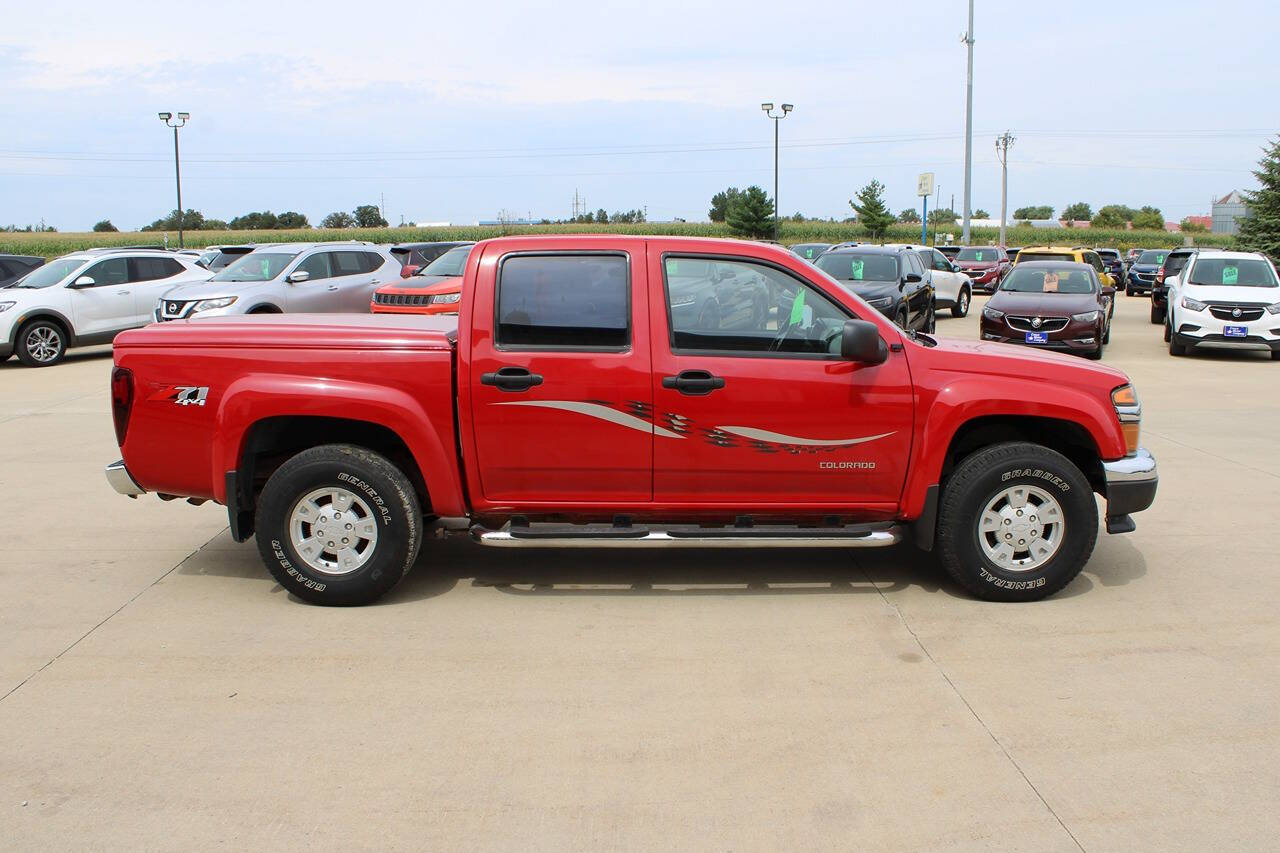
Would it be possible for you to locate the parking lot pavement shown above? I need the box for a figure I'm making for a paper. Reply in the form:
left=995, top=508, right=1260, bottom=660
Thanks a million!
left=2, top=297, right=1278, bottom=850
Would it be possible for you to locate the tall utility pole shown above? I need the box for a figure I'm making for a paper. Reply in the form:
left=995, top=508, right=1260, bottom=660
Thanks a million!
left=761, top=102, right=793, bottom=242
left=157, top=112, right=189, bottom=248
left=961, top=0, right=975, bottom=245
left=995, top=131, right=1015, bottom=247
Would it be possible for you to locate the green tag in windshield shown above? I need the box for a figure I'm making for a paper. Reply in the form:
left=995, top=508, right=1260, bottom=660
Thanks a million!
left=790, top=289, right=807, bottom=325
left=806, top=249, right=815, bottom=258
left=850, top=259, right=864, bottom=280
left=1223, top=265, right=1238, bottom=284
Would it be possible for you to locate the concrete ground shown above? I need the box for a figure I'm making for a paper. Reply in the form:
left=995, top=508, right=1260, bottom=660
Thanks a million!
left=2, top=293, right=1277, bottom=851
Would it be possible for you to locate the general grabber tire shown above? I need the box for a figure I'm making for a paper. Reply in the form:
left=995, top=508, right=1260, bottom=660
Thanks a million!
left=936, top=442, right=1098, bottom=602
left=255, top=444, right=422, bottom=606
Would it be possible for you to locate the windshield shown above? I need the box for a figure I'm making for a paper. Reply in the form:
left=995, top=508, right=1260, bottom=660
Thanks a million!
left=999, top=266, right=1096, bottom=294
left=16, top=258, right=88, bottom=288
left=1137, top=250, right=1167, bottom=265
left=418, top=246, right=471, bottom=277
left=814, top=253, right=898, bottom=282
left=791, top=244, right=830, bottom=260
left=1188, top=258, right=1278, bottom=288
left=957, top=248, right=999, bottom=262
left=210, top=252, right=297, bottom=282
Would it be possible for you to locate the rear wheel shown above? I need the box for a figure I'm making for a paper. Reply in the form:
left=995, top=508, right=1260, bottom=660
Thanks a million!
left=15, top=319, right=67, bottom=367
left=951, top=286, right=971, bottom=318
left=896, top=308, right=908, bottom=330
left=1150, top=302, right=1163, bottom=325
left=936, top=442, right=1097, bottom=602
left=254, top=444, right=422, bottom=605
left=925, top=301, right=937, bottom=333
left=1125, top=283, right=1134, bottom=296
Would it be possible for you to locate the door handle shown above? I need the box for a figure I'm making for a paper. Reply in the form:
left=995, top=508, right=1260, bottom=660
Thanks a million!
left=327, top=285, right=339, bottom=291
left=662, top=369, right=725, bottom=396
left=480, top=366, right=544, bottom=392
left=119, top=290, right=131, bottom=295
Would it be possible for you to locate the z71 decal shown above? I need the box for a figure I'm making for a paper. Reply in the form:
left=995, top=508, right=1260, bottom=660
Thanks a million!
left=148, top=385, right=210, bottom=407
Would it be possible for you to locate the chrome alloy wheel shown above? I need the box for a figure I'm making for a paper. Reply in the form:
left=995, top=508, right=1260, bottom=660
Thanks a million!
left=288, top=487, right=380, bottom=576
left=977, top=484, right=1065, bottom=571
left=25, top=326, right=62, bottom=363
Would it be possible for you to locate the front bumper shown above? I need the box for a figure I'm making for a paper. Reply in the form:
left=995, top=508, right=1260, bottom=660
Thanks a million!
left=1127, top=272, right=1156, bottom=292
left=106, top=459, right=145, bottom=497
left=1102, top=447, right=1158, bottom=528
left=1174, top=311, right=1280, bottom=350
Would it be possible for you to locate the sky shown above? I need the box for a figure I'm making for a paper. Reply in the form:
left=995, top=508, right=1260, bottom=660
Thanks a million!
left=1, top=0, right=1277, bottom=232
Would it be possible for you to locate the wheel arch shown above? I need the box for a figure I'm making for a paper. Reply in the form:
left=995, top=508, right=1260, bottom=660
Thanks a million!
left=10, top=309, right=75, bottom=348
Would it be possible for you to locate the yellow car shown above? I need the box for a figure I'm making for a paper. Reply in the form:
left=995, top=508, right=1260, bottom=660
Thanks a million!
left=1015, top=246, right=1117, bottom=317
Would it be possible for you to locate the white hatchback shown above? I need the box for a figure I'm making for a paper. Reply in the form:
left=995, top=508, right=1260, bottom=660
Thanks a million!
left=1166, top=250, right=1280, bottom=360
left=0, top=249, right=212, bottom=366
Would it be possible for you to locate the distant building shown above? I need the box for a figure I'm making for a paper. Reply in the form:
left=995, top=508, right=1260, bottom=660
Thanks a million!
left=1212, top=191, right=1248, bottom=235
left=1183, top=215, right=1212, bottom=231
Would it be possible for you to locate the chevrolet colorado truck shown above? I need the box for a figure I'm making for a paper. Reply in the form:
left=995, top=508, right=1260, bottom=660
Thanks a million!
left=105, top=236, right=1158, bottom=605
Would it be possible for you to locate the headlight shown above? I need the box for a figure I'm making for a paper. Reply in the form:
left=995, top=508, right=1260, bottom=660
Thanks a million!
left=0, top=301, right=15, bottom=313
left=190, top=296, right=238, bottom=313
left=1181, top=296, right=1207, bottom=312
left=1266, top=302, right=1280, bottom=315
left=865, top=296, right=893, bottom=308
left=1072, top=311, right=1100, bottom=323
left=428, top=292, right=461, bottom=304
left=982, top=306, right=1004, bottom=320
left=669, top=295, right=696, bottom=308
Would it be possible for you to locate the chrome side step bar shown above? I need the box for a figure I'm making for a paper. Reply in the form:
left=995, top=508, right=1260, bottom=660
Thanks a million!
left=472, top=522, right=903, bottom=549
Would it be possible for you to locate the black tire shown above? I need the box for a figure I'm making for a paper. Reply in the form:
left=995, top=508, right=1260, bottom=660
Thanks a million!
left=1085, top=344, right=1103, bottom=360
left=1163, top=318, right=1172, bottom=342
left=936, top=442, right=1097, bottom=602
left=924, top=301, right=937, bottom=334
left=1149, top=303, right=1163, bottom=325
left=951, top=286, right=971, bottom=318
left=1169, top=333, right=1186, bottom=356
left=1271, top=350, right=1280, bottom=361
left=1125, top=283, right=1134, bottom=296
left=15, top=318, right=67, bottom=367
left=1102, top=320, right=1110, bottom=345
left=254, top=444, right=422, bottom=606
left=896, top=308, right=908, bottom=330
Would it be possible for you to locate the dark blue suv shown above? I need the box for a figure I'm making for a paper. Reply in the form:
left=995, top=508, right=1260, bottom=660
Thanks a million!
left=1126, top=248, right=1172, bottom=296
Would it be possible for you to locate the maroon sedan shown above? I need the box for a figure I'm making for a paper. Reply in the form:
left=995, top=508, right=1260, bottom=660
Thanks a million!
left=953, top=246, right=1011, bottom=293
left=980, top=262, right=1111, bottom=360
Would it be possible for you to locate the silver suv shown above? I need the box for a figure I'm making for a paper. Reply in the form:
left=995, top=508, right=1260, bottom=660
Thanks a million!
left=155, top=242, right=399, bottom=321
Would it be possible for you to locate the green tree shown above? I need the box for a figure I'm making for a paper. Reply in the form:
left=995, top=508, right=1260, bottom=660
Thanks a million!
left=321, top=211, right=356, bottom=228
left=1132, top=207, right=1164, bottom=230
left=1013, top=205, right=1053, bottom=220
left=1061, top=202, right=1093, bottom=223
left=203, top=218, right=229, bottom=230
left=975, top=208, right=990, bottom=219
left=1092, top=205, right=1129, bottom=227
left=93, top=219, right=118, bottom=232
left=595, top=208, right=609, bottom=223
left=725, top=185, right=775, bottom=238
left=709, top=187, right=742, bottom=223
left=354, top=204, right=388, bottom=228
left=1180, top=217, right=1209, bottom=233
left=898, top=208, right=921, bottom=224
left=1238, top=136, right=1280, bottom=259
left=848, top=179, right=894, bottom=238
left=276, top=211, right=310, bottom=229
left=928, top=207, right=959, bottom=225
left=141, top=208, right=205, bottom=232
left=228, top=211, right=278, bottom=230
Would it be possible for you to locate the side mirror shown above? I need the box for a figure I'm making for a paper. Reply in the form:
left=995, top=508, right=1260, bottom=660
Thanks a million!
left=840, top=319, right=888, bottom=364
left=71, top=275, right=95, bottom=287
left=1101, top=284, right=1116, bottom=299
left=400, top=266, right=418, bottom=278
left=905, top=272, right=922, bottom=284
left=949, top=262, right=961, bottom=273
left=286, top=270, right=310, bottom=284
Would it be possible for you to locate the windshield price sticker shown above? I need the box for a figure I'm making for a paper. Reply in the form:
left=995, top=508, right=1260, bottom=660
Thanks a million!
left=1222, top=266, right=1239, bottom=284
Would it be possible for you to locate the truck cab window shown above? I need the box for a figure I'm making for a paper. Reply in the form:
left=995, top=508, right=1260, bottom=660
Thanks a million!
left=664, top=256, right=847, bottom=356
left=496, top=254, right=629, bottom=349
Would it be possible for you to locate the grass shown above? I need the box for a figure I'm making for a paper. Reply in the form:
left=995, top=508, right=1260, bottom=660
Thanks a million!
left=0, top=222, right=1235, bottom=260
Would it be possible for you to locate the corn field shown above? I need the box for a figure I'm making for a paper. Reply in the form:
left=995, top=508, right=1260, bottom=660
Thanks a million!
left=1, top=222, right=1235, bottom=260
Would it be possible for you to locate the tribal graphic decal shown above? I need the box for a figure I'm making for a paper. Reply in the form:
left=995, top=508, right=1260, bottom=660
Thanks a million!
left=493, top=399, right=894, bottom=453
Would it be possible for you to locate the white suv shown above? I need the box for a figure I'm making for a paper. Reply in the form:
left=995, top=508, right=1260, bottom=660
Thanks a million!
left=155, top=242, right=398, bottom=321
left=1166, top=250, right=1280, bottom=360
left=0, top=249, right=212, bottom=366
left=905, top=245, right=973, bottom=318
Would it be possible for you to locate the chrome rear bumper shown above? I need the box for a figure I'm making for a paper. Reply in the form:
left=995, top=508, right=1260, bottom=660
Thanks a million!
left=105, top=459, right=145, bottom=497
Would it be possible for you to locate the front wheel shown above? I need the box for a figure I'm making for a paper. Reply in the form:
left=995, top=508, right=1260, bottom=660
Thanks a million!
left=924, top=301, right=937, bottom=333
left=951, top=286, right=970, bottom=318
left=935, top=442, right=1098, bottom=601
left=254, top=444, right=422, bottom=605
left=16, top=319, right=67, bottom=367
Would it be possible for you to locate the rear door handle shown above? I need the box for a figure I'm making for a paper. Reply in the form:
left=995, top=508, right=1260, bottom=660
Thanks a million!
left=662, top=369, right=725, bottom=396
left=327, top=285, right=339, bottom=291
left=481, top=366, right=544, bottom=392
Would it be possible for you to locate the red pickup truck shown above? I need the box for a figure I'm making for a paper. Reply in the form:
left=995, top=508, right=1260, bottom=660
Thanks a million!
left=105, top=236, right=1157, bottom=605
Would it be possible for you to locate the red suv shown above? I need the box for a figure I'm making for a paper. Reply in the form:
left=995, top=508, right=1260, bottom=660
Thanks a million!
left=952, top=246, right=1010, bottom=293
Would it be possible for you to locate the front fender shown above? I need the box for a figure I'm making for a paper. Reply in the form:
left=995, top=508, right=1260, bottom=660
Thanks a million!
left=901, top=376, right=1126, bottom=518
left=210, top=374, right=465, bottom=515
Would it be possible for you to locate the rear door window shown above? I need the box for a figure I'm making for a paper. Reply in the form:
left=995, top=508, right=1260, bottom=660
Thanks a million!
left=362, top=252, right=387, bottom=272
left=130, top=257, right=184, bottom=281
left=333, top=251, right=367, bottom=276
left=496, top=254, right=630, bottom=349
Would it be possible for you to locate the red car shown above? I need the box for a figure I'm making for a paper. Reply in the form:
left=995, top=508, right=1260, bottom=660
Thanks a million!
left=371, top=244, right=473, bottom=314
left=105, top=235, right=1157, bottom=606
left=953, top=246, right=1011, bottom=293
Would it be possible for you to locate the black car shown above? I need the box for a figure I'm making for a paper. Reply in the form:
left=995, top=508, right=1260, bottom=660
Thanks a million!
left=195, top=245, right=256, bottom=272
left=1094, top=248, right=1124, bottom=286
left=391, top=241, right=474, bottom=276
left=790, top=243, right=832, bottom=263
left=1151, top=246, right=1204, bottom=325
left=814, top=245, right=934, bottom=332
left=0, top=254, right=45, bottom=287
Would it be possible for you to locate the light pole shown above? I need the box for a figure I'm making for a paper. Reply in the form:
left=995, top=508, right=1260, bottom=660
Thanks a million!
left=761, top=102, right=793, bottom=242
left=960, top=0, right=974, bottom=245
left=158, top=112, right=190, bottom=247
left=995, top=131, right=1015, bottom=247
